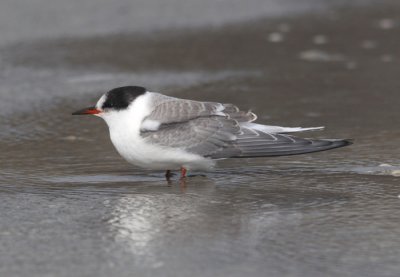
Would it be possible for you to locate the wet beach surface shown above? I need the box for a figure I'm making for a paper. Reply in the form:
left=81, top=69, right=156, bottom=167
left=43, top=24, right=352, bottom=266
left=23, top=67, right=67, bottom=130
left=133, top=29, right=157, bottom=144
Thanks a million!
left=1, top=1, right=400, bottom=276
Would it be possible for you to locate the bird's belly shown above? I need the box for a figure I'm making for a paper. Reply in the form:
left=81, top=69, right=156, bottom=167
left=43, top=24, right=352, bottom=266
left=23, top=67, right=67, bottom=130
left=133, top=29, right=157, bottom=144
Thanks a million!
left=110, top=133, right=214, bottom=170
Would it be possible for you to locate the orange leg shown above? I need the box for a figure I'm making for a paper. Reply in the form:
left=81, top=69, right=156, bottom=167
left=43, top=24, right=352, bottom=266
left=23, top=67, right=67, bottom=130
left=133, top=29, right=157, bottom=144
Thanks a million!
left=180, top=167, right=187, bottom=178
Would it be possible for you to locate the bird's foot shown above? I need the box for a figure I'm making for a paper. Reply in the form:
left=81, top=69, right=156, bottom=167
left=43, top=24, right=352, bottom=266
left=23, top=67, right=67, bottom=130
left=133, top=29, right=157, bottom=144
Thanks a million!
left=165, top=168, right=205, bottom=181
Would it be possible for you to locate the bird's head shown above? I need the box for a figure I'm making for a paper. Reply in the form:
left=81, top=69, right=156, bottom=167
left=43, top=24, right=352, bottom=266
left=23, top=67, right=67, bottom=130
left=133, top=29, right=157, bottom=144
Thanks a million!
left=72, top=86, right=147, bottom=117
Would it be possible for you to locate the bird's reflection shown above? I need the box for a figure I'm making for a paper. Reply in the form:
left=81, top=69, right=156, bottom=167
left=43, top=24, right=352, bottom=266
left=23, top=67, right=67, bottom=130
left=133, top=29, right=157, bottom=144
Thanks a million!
left=166, top=177, right=188, bottom=192
left=105, top=175, right=325, bottom=271
left=107, top=178, right=214, bottom=266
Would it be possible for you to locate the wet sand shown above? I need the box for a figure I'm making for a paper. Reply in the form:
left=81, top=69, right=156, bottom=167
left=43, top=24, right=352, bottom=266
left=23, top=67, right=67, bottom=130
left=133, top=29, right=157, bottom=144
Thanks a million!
left=1, top=1, right=400, bottom=277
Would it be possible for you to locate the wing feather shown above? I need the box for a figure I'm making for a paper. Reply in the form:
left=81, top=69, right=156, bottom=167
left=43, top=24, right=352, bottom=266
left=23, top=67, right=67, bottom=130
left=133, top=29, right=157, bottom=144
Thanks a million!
left=141, top=116, right=241, bottom=157
left=214, top=128, right=351, bottom=158
left=142, top=93, right=255, bottom=130
left=140, top=93, right=351, bottom=159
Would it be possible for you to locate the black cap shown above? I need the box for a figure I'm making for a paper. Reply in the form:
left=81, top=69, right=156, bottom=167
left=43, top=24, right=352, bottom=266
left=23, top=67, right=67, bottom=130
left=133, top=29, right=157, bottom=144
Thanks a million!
left=101, top=86, right=147, bottom=110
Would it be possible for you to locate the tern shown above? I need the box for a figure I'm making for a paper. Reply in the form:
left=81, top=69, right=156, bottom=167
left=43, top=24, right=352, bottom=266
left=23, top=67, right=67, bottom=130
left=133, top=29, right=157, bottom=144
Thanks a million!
left=72, top=86, right=351, bottom=179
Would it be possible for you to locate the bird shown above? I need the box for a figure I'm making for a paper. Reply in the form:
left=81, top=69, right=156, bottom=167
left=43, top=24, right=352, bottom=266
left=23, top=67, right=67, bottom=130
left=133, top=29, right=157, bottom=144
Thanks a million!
left=72, top=86, right=351, bottom=180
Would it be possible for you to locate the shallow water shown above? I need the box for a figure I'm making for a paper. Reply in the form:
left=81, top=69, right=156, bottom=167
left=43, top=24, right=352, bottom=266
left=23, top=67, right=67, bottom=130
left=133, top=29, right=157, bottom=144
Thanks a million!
left=1, top=1, right=400, bottom=277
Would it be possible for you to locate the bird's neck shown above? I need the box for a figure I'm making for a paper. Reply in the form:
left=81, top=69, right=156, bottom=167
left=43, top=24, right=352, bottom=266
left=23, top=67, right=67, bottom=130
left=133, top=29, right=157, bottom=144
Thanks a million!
left=103, top=93, right=152, bottom=137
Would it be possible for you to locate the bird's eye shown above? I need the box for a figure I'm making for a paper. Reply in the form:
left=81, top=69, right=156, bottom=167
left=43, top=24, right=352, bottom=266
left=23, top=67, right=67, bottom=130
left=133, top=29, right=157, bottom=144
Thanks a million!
left=102, top=101, right=115, bottom=109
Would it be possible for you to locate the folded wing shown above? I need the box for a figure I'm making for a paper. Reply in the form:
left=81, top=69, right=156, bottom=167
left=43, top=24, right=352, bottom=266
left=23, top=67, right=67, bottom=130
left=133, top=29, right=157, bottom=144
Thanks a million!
left=140, top=93, right=351, bottom=158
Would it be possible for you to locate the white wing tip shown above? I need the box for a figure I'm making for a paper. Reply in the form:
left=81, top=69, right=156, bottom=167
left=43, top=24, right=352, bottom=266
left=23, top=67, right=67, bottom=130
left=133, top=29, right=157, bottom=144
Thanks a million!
left=297, top=126, right=325, bottom=132
left=274, top=126, right=325, bottom=133
left=240, top=123, right=325, bottom=134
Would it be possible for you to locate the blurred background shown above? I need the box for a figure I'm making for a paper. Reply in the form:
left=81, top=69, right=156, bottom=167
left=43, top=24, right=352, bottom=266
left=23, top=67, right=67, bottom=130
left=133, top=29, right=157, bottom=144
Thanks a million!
left=0, top=0, right=399, bottom=276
